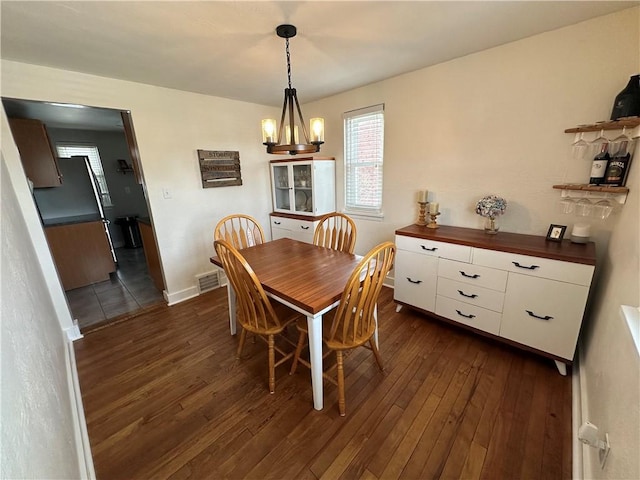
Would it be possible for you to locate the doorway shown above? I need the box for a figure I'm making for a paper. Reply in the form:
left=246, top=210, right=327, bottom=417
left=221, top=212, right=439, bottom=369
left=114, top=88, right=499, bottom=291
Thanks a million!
left=2, top=97, right=165, bottom=331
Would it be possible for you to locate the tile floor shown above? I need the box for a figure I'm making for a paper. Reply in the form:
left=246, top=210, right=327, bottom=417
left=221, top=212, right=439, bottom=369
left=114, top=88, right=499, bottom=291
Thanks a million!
left=66, top=247, right=165, bottom=331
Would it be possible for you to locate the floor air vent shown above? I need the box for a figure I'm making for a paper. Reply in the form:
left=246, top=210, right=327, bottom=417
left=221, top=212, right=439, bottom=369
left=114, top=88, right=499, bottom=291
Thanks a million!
left=196, top=270, right=221, bottom=293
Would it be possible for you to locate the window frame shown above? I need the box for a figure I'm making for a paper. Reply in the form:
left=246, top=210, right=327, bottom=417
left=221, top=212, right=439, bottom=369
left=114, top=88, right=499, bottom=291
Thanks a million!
left=343, top=103, right=385, bottom=219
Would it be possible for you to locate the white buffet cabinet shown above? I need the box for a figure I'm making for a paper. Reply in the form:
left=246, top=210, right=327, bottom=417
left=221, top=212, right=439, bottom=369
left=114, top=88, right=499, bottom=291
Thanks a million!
left=394, top=224, right=596, bottom=374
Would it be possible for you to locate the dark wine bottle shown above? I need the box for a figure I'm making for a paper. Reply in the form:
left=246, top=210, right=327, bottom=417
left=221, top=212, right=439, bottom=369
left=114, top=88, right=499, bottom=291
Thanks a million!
left=610, top=75, right=640, bottom=120
left=604, top=141, right=632, bottom=186
left=589, top=143, right=610, bottom=185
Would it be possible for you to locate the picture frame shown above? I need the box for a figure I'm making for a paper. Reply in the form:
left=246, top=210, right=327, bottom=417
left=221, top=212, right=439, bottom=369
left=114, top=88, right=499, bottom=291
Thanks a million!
left=546, top=224, right=567, bottom=242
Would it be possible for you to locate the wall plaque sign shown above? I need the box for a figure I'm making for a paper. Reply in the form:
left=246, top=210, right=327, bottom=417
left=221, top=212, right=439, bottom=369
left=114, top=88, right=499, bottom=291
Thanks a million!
left=197, top=150, right=242, bottom=188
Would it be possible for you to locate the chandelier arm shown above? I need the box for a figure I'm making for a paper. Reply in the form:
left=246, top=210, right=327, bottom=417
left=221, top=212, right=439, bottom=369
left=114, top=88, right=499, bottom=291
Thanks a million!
left=277, top=92, right=288, bottom=144
left=287, top=88, right=296, bottom=144
left=292, top=91, right=311, bottom=144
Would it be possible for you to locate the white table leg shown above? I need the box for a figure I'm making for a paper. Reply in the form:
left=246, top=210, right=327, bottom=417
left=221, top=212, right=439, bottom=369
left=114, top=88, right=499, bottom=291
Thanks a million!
left=554, top=360, right=567, bottom=376
left=396, top=304, right=403, bottom=313
left=307, top=314, right=324, bottom=410
left=227, top=283, right=237, bottom=335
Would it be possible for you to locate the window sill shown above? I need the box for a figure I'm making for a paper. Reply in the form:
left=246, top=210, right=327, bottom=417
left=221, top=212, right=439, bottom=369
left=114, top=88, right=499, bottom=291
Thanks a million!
left=343, top=210, right=384, bottom=222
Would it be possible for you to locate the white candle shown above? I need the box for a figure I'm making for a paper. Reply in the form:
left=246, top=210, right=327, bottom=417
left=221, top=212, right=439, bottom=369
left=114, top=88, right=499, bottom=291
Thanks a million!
left=418, top=190, right=428, bottom=203
left=429, top=202, right=439, bottom=214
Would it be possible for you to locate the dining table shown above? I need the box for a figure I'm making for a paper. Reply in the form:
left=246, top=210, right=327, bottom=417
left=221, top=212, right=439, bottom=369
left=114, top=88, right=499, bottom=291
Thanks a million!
left=210, top=237, right=364, bottom=411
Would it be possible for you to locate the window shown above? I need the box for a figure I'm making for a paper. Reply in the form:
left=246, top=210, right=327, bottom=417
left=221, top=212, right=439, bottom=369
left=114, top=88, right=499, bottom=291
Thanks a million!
left=343, top=104, right=384, bottom=217
left=56, top=144, right=113, bottom=207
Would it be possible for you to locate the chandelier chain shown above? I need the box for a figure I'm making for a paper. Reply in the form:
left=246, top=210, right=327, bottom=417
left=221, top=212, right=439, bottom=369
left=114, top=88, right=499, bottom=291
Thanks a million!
left=285, top=38, right=292, bottom=89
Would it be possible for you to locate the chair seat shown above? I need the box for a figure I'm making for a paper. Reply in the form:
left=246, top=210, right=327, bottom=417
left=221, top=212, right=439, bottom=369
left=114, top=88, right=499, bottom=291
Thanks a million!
left=241, top=301, right=300, bottom=335
left=294, top=312, right=371, bottom=350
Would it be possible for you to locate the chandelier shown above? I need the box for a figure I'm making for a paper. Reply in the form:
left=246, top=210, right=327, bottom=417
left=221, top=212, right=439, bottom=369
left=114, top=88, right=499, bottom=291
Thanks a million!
left=262, top=24, right=324, bottom=155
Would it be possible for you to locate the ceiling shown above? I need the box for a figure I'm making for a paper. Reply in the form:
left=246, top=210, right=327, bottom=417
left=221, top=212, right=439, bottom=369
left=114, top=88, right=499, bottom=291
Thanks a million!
left=1, top=1, right=637, bottom=129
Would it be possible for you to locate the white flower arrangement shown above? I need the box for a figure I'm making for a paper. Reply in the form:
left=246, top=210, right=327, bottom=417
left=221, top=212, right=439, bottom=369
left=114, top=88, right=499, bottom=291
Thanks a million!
left=475, top=195, right=508, bottom=219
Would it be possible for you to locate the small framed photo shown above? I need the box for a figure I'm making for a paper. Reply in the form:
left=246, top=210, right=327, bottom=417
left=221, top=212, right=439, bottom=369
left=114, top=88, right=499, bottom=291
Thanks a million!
left=546, top=224, right=567, bottom=242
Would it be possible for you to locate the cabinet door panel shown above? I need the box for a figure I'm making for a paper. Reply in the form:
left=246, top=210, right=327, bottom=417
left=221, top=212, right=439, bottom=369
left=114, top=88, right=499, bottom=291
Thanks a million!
left=501, top=273, right=589, bottom=359
left=394, top=251, right=437, bottom=312
left=435, top=295, right=502, bottom=335
left=9, top=118, right=62, bottom=187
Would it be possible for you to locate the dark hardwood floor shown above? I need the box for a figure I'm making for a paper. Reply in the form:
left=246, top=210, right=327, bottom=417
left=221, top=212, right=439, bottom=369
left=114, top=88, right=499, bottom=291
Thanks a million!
left=74, top=286, right=571, bottom=480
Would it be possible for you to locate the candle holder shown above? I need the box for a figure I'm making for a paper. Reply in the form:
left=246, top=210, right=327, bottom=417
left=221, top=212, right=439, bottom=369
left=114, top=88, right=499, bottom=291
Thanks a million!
left=416, top=201, right=428, bottom=226
left=427, top=211, right=440, bottom=229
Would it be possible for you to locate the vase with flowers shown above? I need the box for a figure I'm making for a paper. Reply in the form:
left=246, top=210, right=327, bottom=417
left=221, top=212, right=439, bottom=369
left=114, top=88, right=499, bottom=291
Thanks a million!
left=475, top=195, right=508, bottom=234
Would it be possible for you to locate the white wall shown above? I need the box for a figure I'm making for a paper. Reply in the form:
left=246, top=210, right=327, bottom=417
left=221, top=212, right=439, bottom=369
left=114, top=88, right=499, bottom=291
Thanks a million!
left=1, top=61, right=279, bottom=303
left=1, top=155, right=85, bottom=479
left=307, top=8, right=639, bottom=479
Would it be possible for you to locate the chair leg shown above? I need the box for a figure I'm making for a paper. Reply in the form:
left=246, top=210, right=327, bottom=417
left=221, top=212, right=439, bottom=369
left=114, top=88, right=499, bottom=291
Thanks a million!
left=336, top=351, right=346, bottom=416
left=237, top=328, right=247, bottom=358
left=268, top=334, right=275, bottom=394
left=370, top=338, right=384, bottom=371
left=290, top=330, right=307, bottom=375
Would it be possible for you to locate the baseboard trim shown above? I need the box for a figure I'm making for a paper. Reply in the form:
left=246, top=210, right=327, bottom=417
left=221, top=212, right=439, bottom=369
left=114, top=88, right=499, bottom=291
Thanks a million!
left=165, top=286, right=199, bottom=306
left=67, top=339, right=95, bottom=479
left=572, top=345, right=586, bottom=480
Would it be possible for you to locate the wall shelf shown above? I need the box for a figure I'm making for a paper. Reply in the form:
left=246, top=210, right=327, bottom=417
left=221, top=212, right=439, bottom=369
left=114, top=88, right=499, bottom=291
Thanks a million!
left=564, top=117, right=640, bottom=133
left=553, top=184, right=629, bottom=204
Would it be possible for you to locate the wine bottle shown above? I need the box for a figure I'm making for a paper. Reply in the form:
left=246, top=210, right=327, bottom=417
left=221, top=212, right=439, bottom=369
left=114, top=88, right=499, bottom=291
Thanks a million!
left=589, top=143, right=610, bottom=185
left=604, top=141, right=632, bottom=186
left=610, top=75, right=640, bottom=120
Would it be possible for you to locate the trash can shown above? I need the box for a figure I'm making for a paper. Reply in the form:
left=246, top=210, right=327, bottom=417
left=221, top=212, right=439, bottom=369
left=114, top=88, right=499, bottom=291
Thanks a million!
left=115, top=216, right=142, bottom=248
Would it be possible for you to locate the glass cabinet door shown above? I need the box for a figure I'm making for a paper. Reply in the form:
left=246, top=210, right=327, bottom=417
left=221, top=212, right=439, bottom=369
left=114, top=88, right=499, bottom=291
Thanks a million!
left=292, top=163, right=312, bottom=213
left=272, top=164, right=291, bottom=211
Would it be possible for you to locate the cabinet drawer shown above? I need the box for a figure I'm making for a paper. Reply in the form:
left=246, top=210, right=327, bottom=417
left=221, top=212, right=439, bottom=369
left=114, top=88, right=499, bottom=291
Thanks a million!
left=435, top=295, right=501, bottom=335
left=473, top=248, right=594, bottom=286
left=394, top=251, right=437, bottom=313
left=270, top=216, right=316, bottom=244
left=395, top=235, right=471, bottom=262
left=501, top=273, right=589, bottom=359
left=437, top=277, right=505, bottom=313
left=438, top=258, right=507, bottom=292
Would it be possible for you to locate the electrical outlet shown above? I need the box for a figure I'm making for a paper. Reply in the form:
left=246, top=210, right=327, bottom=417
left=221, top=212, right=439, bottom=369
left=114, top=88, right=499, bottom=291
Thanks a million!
left=162, top=188, right=172, bottom=199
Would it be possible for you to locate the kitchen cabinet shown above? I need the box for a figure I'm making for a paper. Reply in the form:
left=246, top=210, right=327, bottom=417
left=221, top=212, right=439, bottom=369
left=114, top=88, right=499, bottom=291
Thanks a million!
left=394, top=224, right=596, bottom=375
left=44, top=220, right=115, bottom=290
left=270, top=156, right=335, bottom=217
left=8, top=118, right=62, bottom=187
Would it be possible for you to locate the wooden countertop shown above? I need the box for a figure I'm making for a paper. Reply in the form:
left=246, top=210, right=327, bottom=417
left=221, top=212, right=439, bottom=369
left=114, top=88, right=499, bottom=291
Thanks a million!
left=395, top=224, right=596, bottom=266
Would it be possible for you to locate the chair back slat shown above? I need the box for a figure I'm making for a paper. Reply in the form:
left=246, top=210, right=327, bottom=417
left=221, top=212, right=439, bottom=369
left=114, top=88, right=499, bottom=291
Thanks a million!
left=214, top=214, right=265, bottom=250
left=214, top=239, right=283, bottom=333
left=327, top=242, right=396, bottom=348
left=313, top=213, right=357, bottom=254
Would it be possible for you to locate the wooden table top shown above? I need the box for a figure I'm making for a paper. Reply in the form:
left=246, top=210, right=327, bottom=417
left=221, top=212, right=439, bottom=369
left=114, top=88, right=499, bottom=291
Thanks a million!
left=211, top=238, right=361, bottom=314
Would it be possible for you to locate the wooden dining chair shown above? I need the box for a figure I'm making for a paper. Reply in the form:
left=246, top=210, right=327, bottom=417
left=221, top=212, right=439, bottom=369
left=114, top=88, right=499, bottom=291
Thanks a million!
left=214, top=214, right=265, bottom=250
left=214, top=239, right=301, bottom=393
left=313, top=212, right=357, bottom=254
left=290, top=241, right=396, bottom=415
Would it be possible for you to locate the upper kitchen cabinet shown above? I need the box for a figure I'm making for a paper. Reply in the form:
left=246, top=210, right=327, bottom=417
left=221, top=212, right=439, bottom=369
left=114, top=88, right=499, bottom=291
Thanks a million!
left=8, top=118, right=62, bottom=187
left=270, top=156, right=335, bottom=216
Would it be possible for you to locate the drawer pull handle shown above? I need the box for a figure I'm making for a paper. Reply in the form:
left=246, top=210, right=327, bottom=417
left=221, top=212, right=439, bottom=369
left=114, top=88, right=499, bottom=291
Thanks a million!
left=420, top=246, right=438, bottom=252
left=526, top=310, right=553, bottom=321
left=274, top=221, right=282, bottom=225
left=512, top=261, right=539, bottom=270
left=301, top=226, right=310, bottom=230
left=406, top=277, right=422, bottom=284
left=455, top=309, right=476, bottom=319
left=459, top=271, right=480, bottom=279
left=457, top=290, right=478, bottom=299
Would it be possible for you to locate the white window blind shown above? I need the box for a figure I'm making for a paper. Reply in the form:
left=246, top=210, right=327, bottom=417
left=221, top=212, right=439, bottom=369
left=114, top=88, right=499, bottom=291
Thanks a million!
left=56, top=144, right=113, bottom=207
left=343, top=104, right=384, bottom=217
